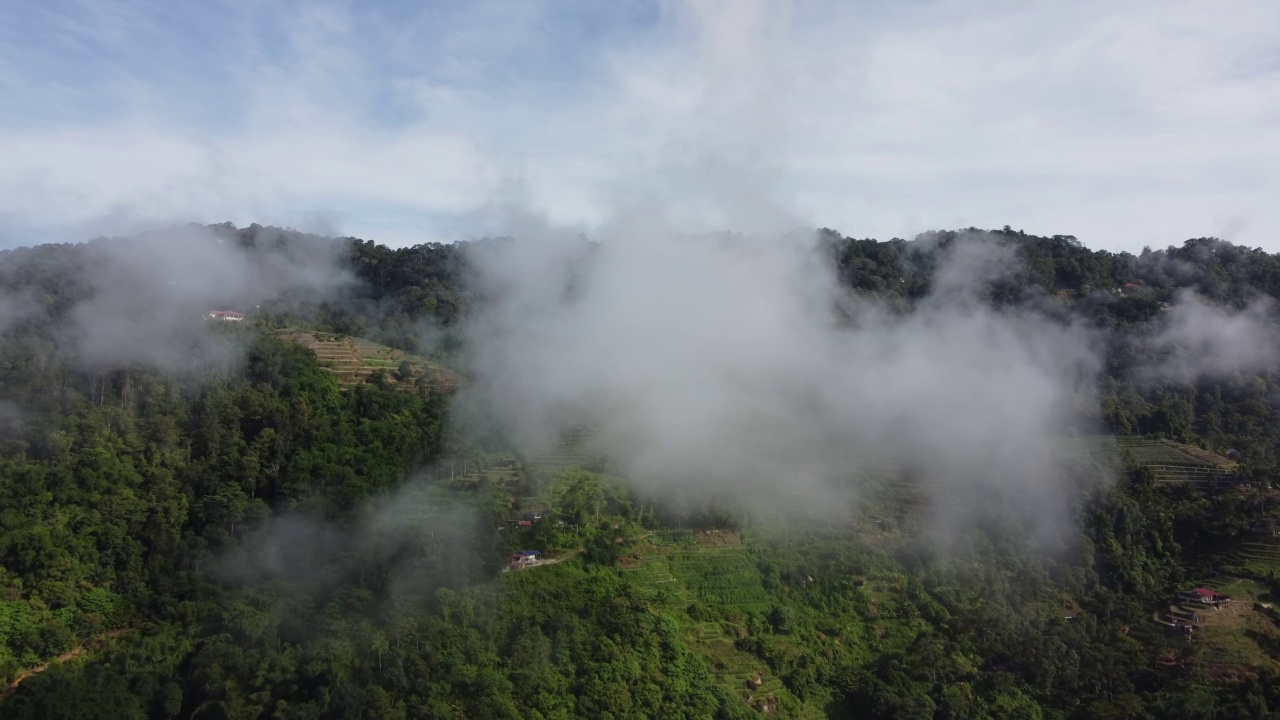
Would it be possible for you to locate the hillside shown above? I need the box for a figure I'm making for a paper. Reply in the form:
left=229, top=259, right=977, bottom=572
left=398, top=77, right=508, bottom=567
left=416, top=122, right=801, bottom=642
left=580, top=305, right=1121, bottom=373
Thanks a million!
left=1081, top=436, right=1244, bottom=487
left=1, top=225, right=1280, bottom=718
left=276, top=329, right=460, bottom=391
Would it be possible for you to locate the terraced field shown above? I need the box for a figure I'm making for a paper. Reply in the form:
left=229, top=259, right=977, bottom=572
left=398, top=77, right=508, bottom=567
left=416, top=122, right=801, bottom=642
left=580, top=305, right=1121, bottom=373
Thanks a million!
left=526, top=427, right=597, bottom=470
left=277, top=330, right=458, bottom=390
left=1078, top=435, right=1191, bottom=465
left=1164, top=441, right=1238, bottom=470
left=625, top=532, right=762, bottom=605
left=1222, top=540, right=1280, bottom=579
left=447, top=463, right=522, bottom=489
left=1077, top=436, right=1239, bottom=487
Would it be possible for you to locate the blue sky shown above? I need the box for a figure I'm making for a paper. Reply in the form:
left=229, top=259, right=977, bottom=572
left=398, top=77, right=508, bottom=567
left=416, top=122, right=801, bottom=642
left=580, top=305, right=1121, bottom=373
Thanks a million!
left=1, top=0, right=1277, bottom=251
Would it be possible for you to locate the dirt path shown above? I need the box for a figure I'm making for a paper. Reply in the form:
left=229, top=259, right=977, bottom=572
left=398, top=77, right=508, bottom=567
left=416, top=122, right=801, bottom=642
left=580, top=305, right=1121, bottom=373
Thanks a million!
left=3, top=629, right=128, bottom=698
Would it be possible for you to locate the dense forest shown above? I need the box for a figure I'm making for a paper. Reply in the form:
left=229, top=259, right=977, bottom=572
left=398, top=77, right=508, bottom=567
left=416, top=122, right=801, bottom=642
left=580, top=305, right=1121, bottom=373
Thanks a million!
left=1, top=223, right=1279, bottom=719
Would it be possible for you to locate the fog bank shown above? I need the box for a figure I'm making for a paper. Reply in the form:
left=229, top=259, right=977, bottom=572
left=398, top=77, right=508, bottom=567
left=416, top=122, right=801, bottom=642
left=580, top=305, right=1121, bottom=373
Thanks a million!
left=463, top=230, right=1104, bottom=537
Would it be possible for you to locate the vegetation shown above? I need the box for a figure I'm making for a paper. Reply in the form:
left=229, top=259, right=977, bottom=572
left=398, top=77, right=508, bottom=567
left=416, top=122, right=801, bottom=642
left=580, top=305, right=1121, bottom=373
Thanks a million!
left=0, top=224, right=1279, bottom=718
left=274, top=330, right=458, bottom=390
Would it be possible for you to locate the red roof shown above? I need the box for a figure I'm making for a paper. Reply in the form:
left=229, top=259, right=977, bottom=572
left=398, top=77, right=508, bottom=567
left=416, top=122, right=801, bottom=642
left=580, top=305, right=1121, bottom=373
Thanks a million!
left=1194, top=588, right=1216, bottom=597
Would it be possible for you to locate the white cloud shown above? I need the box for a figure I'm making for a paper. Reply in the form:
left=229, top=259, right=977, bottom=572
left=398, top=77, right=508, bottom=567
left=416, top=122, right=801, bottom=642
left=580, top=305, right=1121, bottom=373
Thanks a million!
left=463, top=227, right=1104, bottom=539
left=1147, top=289, right=1280, bottom=379
left=0, top=0, right=1277, bottom=250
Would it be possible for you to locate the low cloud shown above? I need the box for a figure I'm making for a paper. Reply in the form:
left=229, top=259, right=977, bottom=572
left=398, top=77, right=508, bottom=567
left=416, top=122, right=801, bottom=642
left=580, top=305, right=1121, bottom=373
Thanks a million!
left=0, top=286, right=38, bottom=334
left=0, top=400, right=24, bottom=437
left=463, top=230, right=1103, bottom=540
left=0, top=223, right=355, bottom=375
left=215, top=482, right=488, bottom=606
left=1147, top=290, right=1279, bottom=378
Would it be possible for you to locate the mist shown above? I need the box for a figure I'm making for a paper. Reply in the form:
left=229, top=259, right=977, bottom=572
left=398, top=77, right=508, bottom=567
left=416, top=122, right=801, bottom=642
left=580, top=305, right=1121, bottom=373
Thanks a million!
left=215, top=479, right=488, bottom=609
left=0, top=400, right=23, bottom=438
left=0, top=223, right=354, bottom=374
left=1147, top=290, right=1280, bottom=379
left=462, top=228, right=1104, bottom=540
left=438, top=2, right=1106, bottom=539
left=0, top=287, right=38, bottom=335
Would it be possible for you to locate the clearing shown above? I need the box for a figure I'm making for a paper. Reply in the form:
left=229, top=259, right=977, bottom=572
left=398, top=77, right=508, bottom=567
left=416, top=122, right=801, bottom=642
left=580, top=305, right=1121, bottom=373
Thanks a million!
left=276, top=330, right=458, bottom=390
left=1159, top=577, right=1280, bottom=672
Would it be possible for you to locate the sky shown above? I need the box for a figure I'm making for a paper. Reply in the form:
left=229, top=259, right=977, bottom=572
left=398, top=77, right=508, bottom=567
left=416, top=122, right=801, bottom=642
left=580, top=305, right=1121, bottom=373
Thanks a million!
left=1, top=0, right=1278, bottom=252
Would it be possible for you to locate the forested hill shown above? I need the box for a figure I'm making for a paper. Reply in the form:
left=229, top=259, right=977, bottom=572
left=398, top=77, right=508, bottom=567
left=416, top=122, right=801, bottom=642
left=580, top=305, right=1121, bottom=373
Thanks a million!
left=5, top=223, right=1278, bottom=359
left=8, top=223, right=1278, bottom=358
left=825, top=227, right=1280, bottom=309
left=1, top=224, right=1279, bottom=719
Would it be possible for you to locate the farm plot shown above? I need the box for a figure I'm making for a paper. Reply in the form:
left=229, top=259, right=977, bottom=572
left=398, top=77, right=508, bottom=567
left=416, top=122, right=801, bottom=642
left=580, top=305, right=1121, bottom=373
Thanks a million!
left=643, top=529, right=696, bottom=547
left=674, top=554, right=773, bottom=611
left=1078, top=436, right=1191, bottom=466
left=1078, top=436, right=1238, bottom=486
left=277, top=330, right=458, bottom=390
left=1164, top=441, right=1237, bottom=470
left=1223, top=541, right=1280, bottom=579
left=1172, top=578, right=1280, bottom=670
left=446, top=463, right=522, bottom=488
left=527, top=427, right=597, bottom=470
left=624, top=545, right=771, bottom=612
